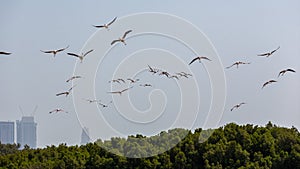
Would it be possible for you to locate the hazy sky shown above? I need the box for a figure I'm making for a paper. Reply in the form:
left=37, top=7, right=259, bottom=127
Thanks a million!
left=0, top=1, right=299, bottom=148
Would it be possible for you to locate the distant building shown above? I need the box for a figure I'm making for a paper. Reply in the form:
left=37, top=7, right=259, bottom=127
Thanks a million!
left=16, top=116, right=37, bottom=148
left=80, top=127, right=90, bottom=145
left=0, top=121, right=14, bottom=144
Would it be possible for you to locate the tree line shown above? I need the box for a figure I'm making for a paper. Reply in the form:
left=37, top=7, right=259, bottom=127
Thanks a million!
left=0, top=122, right=299, bottom=168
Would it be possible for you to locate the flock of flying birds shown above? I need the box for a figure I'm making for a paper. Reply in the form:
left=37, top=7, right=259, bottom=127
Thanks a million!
left=226, top=46, right=296, bottom=111
left=0, top=16, right=297, bottom=115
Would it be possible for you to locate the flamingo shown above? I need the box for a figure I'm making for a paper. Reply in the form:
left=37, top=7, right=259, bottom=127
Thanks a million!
left=140, top=84, right=152, bottom=87
left=176, top=72, right=192, bottom=78
left=49, top=109, right=68, bottom=114
left=127, top=78, right=140, bottom=83
left=226, top=61, right=250, bottom=69
left=83, top=98, right=100, bottom=104
left=159, top=71, right=170, bottom=77
left=257, top=46, right=280, bottom=57
left=66, top=75, right=82, bottom=83
left=98, top=101, right=113, bottom=108
left=67, top=49, right=94, bottom=63
left=111, top=30, right=132, bottom=45
left=189, top=56, right=211, bottom=65
left=56, top=85, right=76, bottom=97
left=107, top=86, right=133, bottom=95
left=278, top=68, right=296, bottom=77
left=230, top=102, right=246, bottom=111
left=262, top=80, right=277, bottom=89
left=93, top=17, right=117, bottom=30
left=40, top=45, right=69, bottom=57
left=109, top=79, right=125, bottom=84
left=148, top=65, right=159, bottom=74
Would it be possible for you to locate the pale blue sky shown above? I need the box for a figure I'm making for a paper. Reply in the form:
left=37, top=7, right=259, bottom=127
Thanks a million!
left=0, top=1, right=299, bottom=147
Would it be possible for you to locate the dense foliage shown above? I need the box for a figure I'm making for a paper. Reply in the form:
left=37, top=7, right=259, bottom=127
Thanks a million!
left=0, top=122, right=299, bottom=169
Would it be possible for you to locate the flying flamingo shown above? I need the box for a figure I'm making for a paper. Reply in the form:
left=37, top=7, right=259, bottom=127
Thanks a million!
left=111, top=30, right=132, bottom=45
left=93, top=17, right=117, bottom=30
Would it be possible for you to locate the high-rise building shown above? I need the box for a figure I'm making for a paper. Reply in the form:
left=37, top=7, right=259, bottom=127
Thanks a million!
left=80, top=127, right=90, bottom=145
left=0, top=121, right=14, bottom=144
left=16, top=116, right=37, bottom=148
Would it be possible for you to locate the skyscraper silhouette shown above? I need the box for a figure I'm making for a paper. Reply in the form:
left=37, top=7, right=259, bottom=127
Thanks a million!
left=16, top=116, right=37, bottom=148
left=80, top=127, right=90, bottom=145
left=0, top=121, right=14, bottom=144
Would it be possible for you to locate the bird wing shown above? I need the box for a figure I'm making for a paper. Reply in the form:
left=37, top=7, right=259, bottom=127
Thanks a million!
left=107, top=17, right=117, bottom=26
left=107, top=91, right=120, bottom=94
left=257, top=53, right=269, bottom=56
left=56, top=92, right=67, bottom=96
left=278, top=70, right=284, bottom=77
left=93, top=25, right=105, bottom=28
left=40, top=50, right=54, bottom=54
left=83, top=49, right=94, bottom=57
left=122, top=30, right=132, bottom=39
left=262, top=82, right=269, bottom=88
left=121, top=86, right=133, bottom=92
left=271, top=46, right=280, bottom=54
left=189, top=57, right=199, bottom=65
left=148, top=65, right=154, bottom=71
left=67, top=53, right=80, bottom=58
left=69, top=85, right=76, bottom=92
left=0, top=51, right=11, bottom=55
left=127, top=78, right=134, bottom=82
left=56, top=45, right=69, bottom=52
left=66, top=77, right=73, bottom=83
left=286, top=69, right=296, bottom=73
left=111, top=39, right=120, bottom=45
left=201, top=56, right=211, bottom=61
left=230, top=106, right=237, bottom=111
left=118, top=79, right=125, bottom=83
left=226, top=63, right=235, bottom=69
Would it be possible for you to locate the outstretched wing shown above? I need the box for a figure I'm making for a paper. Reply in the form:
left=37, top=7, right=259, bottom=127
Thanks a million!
left=148, top=65, right=154, bottom=71
left=93, top=25, right=105, bottom=28
left=117, top=79, right=125, bottom=83
left=201, top=56, right=211, bottom=61
left=189, top=57, right=199, bottom=65
left=68, top=85, right=76, bottom=92
left=226, top=63, right=235, bottom=69
left=111, top=39, right=120, bottom=45
left=107, top=17, right=117, bottom=26
left=0, top=51, right=12, bottom=55
left=122, top=30, right=132, bottom=39
left=66, top=77, right=73, bottom=83
left=121, top=86, right=133, bottom=92
left=257, top=53, right=269, bottom=56
left=56, top=92, right=67, bottom=96
left=40, top=50, right=54, bottom=54
left=230, top=105, right=237, bottom=111
left=107, top=91, right=120, bottom=94
left=83, top=49, right=94, bottom=56
left=286, top=68, right=296, bottom=73
left=56, top=45, right=69, bottom=52
left=278, top=70, right=285, bottom=77
left=67, top=53, right=80, bottom=58
left=270, top=46, right=280, bottom=54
